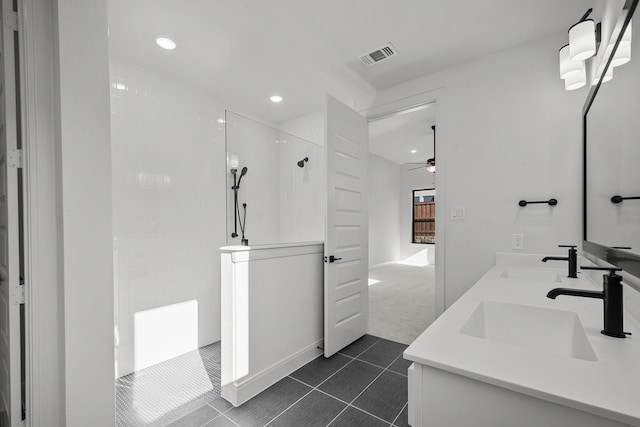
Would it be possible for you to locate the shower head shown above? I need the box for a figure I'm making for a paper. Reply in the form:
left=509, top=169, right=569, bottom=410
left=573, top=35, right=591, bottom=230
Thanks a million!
left=297, top=157, right=309, bottom=168
left=237, top=166, right=248, bottom=187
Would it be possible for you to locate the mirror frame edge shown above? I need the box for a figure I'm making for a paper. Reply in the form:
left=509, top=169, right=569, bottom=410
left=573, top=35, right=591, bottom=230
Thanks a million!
left=583, top=0, right=640, bottom=281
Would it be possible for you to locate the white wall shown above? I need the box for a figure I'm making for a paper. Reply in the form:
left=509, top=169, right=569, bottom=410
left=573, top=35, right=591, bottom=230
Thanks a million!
left=55, top=0, right=115, bottom=424
left=401, top=165, right=436, bottom=262
left=358, top=32, right=587, bottom=307
left=109, top=58, right=226, bottom=376
left=368, top=153, right=402, bottom=266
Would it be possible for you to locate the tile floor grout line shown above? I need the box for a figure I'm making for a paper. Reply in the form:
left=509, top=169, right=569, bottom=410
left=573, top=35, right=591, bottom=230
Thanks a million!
left=390, top=401, right=408, bottom=427
left=216, top=413, right=241, bottom=427
left=292, top=355, right=357, bottom=391
left=207, top=401, right=233, bottom=415
left=345, top=368, right=395, bottom=424
left=338, top=337, right=381, bottom=359
left=351, top=352, right=408, bottom=378
left=262, top=387, right=316, bottom=427
left=287, top=368, right=394, bottom=426
left=323, top=402, right=351, bottom=426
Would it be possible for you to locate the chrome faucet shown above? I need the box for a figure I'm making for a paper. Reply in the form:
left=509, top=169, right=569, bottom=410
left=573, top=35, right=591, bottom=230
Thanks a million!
left=541, top=245, right=577, bottom=278
left=547, top=266, right=628, bottom=338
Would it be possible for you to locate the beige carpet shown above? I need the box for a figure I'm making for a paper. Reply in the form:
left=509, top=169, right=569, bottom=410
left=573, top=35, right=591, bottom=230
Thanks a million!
left=368, top=262, right=435, bottom=345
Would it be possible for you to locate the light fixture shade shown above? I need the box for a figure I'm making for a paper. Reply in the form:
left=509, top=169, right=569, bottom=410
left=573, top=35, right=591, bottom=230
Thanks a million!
left=611, top=43, right=631, bottom=67
left=559, top=44, right=584, bottom=78
left=620, top=20, right=632, bottom=47
left=564, top=68, right=586, bottom=90
left=592, top=65, right=613, bottom=85
left=569, top=19, right=596, bottom=61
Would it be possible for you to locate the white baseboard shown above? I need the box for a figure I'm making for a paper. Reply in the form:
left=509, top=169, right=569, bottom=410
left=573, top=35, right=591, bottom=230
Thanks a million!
left=222, top=339, right=323, bottom=406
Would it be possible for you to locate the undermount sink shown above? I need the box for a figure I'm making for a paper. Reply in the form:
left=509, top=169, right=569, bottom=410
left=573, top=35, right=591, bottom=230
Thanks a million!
left=460, top=301, right=598, bottom=361
left=500, top=267, right=562, bottom=283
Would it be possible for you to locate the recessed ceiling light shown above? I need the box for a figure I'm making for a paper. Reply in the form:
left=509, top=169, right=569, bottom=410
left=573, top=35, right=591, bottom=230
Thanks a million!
left=411, top=149, right=417, bottom=153
left=156, top=37, right=176, bottom=50
left=270, top=95, right=283, bottom=103
left=217, top=118, right=225, bottom=124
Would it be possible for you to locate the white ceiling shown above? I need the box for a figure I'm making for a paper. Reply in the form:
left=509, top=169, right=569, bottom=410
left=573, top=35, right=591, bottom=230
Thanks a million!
left=369, top=104, right=436, bottom=165
left=108, top=0, right=593, bottom=125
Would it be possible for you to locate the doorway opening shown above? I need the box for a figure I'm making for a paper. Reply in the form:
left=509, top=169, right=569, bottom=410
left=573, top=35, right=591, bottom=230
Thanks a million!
left=366, top=101, right=437, bottom=344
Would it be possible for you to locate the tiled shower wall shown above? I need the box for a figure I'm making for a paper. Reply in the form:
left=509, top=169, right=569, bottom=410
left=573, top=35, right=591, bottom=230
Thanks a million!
left=110, top=58, right=227, bottom=376
left=225, top=112, right=324, bottom=246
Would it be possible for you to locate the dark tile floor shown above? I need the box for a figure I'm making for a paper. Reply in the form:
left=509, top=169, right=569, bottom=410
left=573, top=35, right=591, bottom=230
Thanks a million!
left=168, top=335, right=410, bottom=427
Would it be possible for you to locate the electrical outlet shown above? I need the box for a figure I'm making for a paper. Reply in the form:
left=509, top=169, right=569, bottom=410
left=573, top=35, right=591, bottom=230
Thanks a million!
left=512, top=234, right=524, bottom=250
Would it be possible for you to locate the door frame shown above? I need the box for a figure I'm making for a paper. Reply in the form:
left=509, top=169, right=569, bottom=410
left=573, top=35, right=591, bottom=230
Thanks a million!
left=359, top=88, right=447, bottom=317
left=19, top=0, right=65, bottom=423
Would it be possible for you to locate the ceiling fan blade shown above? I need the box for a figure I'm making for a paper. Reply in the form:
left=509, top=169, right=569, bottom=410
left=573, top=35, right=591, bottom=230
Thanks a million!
left=408, top=165, right=426, bottom=171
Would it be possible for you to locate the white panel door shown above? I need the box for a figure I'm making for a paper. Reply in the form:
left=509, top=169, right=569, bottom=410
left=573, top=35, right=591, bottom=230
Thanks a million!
left=324, top=94, right=368, bottom=357
left=0, top=1, right=22, bottom=424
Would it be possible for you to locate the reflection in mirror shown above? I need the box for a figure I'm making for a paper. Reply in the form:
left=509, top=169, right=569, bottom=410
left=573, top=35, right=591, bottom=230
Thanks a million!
left=586, top=12, right=639, bottom=256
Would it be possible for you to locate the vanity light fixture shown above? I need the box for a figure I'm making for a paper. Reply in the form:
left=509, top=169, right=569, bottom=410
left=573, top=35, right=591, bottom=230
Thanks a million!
left=565, top=68, right=587, bottom=90
left=156, top=36, right=176, bottom=50
left=270, top=95, right=283, bottom=103
left=620, top=20, right=632, bottom=47
left=569, top=15, right=596, bottom=61
left=592, top=65, right=613, bottom=85
left=559, top=44, right=584, bottom=79
left=611, top=43, right=631, bottom=67
left=559, top=8, right=604, bottom=91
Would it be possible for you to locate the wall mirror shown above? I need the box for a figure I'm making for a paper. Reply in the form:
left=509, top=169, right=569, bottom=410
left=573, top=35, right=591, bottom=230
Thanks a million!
left=584, top=0, right=640, bottom=279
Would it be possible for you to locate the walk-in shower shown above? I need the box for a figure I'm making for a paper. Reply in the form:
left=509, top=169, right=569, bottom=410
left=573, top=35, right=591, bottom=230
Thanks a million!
left=225, top=111, right=324, bottom=245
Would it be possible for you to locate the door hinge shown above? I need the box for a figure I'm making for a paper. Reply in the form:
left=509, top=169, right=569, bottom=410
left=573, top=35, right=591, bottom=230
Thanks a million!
left=8, top=148, right=22, bottom=168
left=11, top=282, right=24, bottom=305
left=3, top=9, right=18, bottom=31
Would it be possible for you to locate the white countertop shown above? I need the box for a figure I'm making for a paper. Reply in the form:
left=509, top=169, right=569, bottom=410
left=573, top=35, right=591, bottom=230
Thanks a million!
left=405, top=253, right=640, bottom=426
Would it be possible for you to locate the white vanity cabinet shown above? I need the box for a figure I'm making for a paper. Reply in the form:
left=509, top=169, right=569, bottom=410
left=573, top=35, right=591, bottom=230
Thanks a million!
left=407, top=362, right=630, bottom=427
left=404, top=253, right=640, bottom=427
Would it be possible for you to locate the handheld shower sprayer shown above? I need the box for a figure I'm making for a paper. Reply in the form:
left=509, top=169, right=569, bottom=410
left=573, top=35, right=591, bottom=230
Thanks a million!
left=230, top=166, right=249, bottom=245
left=237, top=166, right=248, bottom=187
left=297, top=157, right=309, bottom=168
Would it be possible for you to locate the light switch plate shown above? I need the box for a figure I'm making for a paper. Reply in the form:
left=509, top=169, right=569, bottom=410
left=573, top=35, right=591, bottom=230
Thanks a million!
left=450, top=206, right=466, bottom=220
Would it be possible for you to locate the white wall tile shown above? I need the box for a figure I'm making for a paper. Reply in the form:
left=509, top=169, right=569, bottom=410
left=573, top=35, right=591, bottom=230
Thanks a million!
left=110, top=58, right=226, bottom=376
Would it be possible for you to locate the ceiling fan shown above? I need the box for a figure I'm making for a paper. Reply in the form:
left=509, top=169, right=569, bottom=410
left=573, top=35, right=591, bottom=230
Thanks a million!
left=406, top=125, right=436, bottom=172
left=407, top=158, right=435, bottom=172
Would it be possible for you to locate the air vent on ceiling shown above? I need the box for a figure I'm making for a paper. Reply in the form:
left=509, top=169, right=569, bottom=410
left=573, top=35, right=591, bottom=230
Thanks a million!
left=359, top=43, right=398, bottom=67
